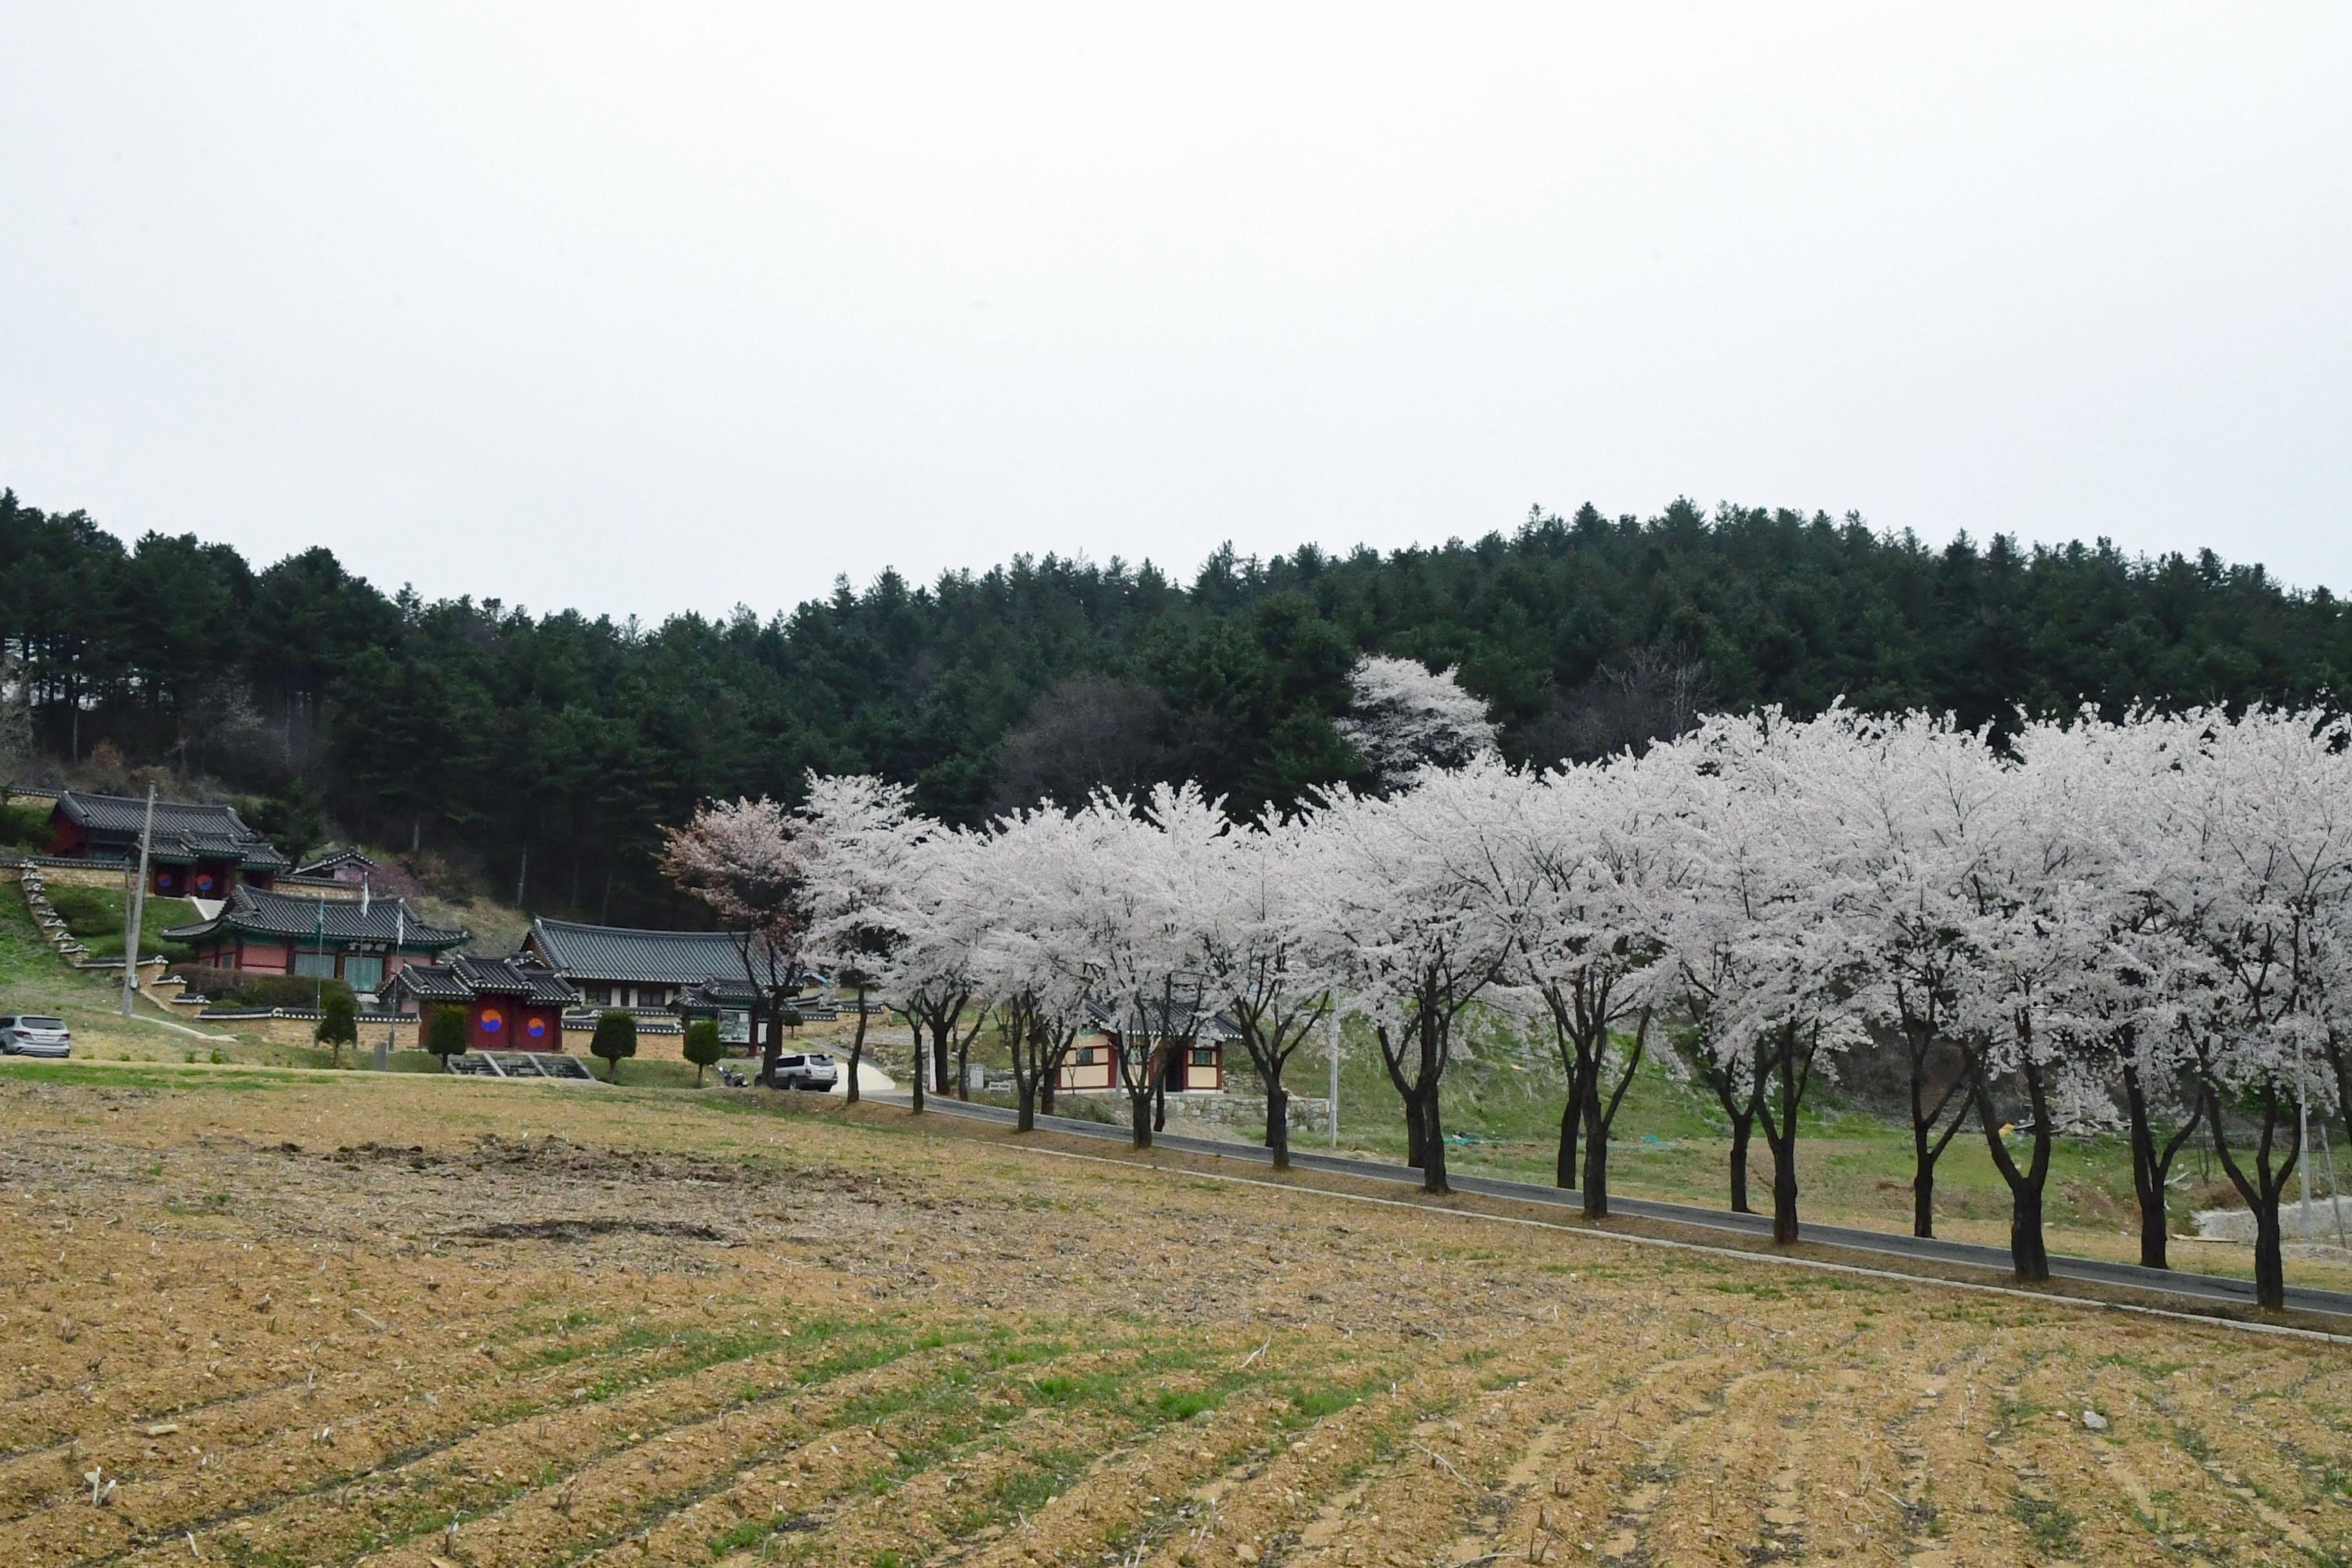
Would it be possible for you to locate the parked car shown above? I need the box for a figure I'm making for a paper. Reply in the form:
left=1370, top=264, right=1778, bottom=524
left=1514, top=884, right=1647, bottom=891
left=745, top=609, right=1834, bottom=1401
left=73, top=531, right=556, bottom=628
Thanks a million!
left=0, top=1015, right=72, bottom=1058
left=770, top=1052, right=838, bottom=1091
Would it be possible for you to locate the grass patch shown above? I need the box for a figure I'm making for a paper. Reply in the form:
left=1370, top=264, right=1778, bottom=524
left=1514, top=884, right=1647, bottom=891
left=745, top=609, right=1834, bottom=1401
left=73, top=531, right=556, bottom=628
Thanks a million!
left=2007, top=1491, right=2079, bottom=1556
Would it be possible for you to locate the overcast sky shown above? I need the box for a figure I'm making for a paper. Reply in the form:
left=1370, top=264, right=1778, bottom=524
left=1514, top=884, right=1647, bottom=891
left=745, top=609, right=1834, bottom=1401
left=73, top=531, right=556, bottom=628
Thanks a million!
left=3, top=5, right=2347, bottom=620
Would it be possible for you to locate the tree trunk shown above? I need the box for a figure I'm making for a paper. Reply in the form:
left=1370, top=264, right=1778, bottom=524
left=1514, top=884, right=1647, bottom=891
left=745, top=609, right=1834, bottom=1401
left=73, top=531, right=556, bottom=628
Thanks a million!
left=1762, top=1028, right=1805, bottom=1244
left=955, top=1031, right=972, bottom=1101
left=1727, top=1113, right=1753, bottom=1215
left=1265, top=1081, right=1291, bottom=1170
left=1969, top=1061, right=2053, bottom=1282
left=931, top=1019, right=952, bottom=1096
left=1418, top=1090, right=1449, bottom=1195
left=2123, top=1063, right=2166, bottom=1269
left=2253, top=1200, right=2286, bottom=1313
left=1012, top=1027, right=1040, bottom=1130
left=908, top=1019, right=925, bottom=1115
left=1767, top=1123, right=1799, bottom=1245
left=1403, top=1086, right=1428, bottom=1171
left=1130, top=1060, right=1154, bottom=1150
left=2008, top=1177, right=2050, bottom=1282
left=1556, top=1090, right=1581, bottom=1191
left=1910, top=1081, right=1935, bottom=1239
left=1581, top=1093, right=1611, bottom=1220
left=2208, top=1084, right=2299, bottom=1313
left=845, top=986, right=867, bottom=1106
left=759, top=1007, right=783, bottom=1088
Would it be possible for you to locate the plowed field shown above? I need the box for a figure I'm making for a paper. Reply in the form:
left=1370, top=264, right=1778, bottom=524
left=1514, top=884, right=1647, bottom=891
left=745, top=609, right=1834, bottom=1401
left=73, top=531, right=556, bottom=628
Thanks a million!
left=5, top=1067, right=2350, bottom=1567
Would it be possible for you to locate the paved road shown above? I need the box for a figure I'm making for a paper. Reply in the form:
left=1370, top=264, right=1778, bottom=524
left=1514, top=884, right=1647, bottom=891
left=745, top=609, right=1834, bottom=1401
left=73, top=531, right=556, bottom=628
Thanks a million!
left=879, top=1091, right=2352, bottom=1322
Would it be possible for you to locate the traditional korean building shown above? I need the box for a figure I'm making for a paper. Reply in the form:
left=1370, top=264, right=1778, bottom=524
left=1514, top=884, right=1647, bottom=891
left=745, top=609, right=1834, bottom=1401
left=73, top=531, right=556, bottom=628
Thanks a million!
left=520, top=917, right=751, bottom=1012
left=290, top=846, right=378, bottom=886
left=47, top=790, right=288, bottom=896
left=1059, top=998, right=1240, bottom=1093
left=389, top=956, right=579, bottom=1052
left=668, top=975, right=764, bottom=1047
left=162, top=885, right=467, bottom=995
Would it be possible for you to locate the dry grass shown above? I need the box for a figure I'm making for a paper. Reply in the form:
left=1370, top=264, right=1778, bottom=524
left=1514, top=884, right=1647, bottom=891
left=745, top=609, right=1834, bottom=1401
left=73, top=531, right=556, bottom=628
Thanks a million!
left=5, top=1067, right=2351, bottom=1567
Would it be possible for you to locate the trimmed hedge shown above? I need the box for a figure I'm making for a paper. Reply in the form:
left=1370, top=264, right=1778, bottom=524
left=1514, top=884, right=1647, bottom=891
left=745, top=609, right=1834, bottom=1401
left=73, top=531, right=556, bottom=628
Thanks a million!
left=166, top=963, right=356, bottom=1011
left=46, top=885, right=198, bottom=963
left=0, top=800, right=50, bottom=849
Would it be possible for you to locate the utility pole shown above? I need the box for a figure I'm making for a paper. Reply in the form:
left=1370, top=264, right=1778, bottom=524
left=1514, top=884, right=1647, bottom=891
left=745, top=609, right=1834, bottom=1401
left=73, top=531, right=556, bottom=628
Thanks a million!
left=2298, top=1035, right=2317, bottom=1244
left=1326, top=1008, right=1340, bottom=1149
left=119, top=783, right=156, bottom=1017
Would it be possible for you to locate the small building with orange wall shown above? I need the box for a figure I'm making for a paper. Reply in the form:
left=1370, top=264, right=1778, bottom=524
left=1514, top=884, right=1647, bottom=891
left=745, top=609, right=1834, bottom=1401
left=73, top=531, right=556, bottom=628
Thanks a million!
left=1057, top=998, right=1239, bottom=1095
left=389, top=956, right=580, bottom=1052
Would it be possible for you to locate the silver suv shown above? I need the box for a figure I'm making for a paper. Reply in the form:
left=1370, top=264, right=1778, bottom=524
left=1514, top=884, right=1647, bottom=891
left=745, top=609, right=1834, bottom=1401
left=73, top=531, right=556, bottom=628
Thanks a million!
left=771, top=1052, right=839, bottom=1091
left=0, top=1016, right=72, bottom=1058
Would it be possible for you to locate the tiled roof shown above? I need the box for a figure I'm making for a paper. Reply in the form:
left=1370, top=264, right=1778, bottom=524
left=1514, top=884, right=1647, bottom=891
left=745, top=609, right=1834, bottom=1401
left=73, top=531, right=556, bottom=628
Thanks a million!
left=292, top=846, right=378, bottom=876
left=525, top=917, right=749, bottom=986
left=396, top=957, right=577, bottom=1007
left=672, top=976, right=765, bottom=1009
left=161, top=885, right=467, bottom=948
left=1084, top=997, right=1243, bottom=1042
left=56, top=790, right=289, bottom=870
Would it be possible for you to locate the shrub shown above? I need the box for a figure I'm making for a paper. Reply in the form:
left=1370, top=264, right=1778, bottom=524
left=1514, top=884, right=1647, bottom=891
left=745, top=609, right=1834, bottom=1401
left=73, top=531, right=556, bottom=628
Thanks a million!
left=683, top=1019, right=723, bottom=1086
left=425, top=1005, right=469, bottom=1066
left=0, top=799, right=50, bottom=848
left=165, top=963, right=356, bottom=1012
left=49, top=886, right=198, bottom=963
left=315, top=990, right=357, bottom=1064
left=589, top=1010, right=638, bottom=1083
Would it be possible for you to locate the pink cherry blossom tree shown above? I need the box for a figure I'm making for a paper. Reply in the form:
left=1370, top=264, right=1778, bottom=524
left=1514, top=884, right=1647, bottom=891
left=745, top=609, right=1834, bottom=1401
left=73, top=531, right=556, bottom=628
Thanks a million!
left=658, top=795, right=816, bottom=1088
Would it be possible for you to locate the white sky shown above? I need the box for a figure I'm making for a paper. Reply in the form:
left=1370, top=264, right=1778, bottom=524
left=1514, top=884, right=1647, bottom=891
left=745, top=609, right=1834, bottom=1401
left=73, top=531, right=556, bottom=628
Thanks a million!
left=3, top=5, right=2347, bottom=618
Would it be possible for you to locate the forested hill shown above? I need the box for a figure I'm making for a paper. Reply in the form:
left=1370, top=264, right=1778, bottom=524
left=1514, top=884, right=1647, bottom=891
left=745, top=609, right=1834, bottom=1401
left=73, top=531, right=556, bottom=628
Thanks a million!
left=4, top=488, right=2347, bottom=924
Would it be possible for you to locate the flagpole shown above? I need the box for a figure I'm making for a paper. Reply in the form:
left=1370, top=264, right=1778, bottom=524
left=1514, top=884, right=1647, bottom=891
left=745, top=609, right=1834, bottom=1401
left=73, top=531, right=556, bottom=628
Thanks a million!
left=119, top=784, right=155, bottom=1017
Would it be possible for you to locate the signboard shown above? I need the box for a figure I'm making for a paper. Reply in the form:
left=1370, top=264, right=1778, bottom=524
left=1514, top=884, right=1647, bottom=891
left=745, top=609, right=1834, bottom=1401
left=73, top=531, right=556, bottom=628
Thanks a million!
left=720, top=1009, right=750, bottom=1044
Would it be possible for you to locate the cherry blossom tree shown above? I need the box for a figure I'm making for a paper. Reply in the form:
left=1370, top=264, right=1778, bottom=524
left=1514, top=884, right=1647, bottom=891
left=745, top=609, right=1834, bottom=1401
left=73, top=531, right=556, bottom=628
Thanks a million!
left=2149, top=707, right=2352, bottom=1309
left=1656, top=711, right=1870, bottom=1246
left=1159, top=789, right=1342, bottom=1168
left=885, top=825, right=995, bottom=1103
left=1046, top=787, right=1208, bottom=1150
left=963, top=806, right=1096, bottom=1132
left=801, top=772, right=925, bottom=1106
left=1507, top=755, right=1681, bottom=1215
left=1829, top=712, right=2002, bottom=1239
left=1945, top=715, right=2133, bottom=1282
left=658, top=796, right=815, bottom=1088
left=1335, top=655, right=1498, bottom=792
left=1314, top=761, right=1524, bottom=1193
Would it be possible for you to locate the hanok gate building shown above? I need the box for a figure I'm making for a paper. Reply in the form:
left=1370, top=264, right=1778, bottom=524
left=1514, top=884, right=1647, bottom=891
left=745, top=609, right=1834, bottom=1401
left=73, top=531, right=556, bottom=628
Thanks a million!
left=389, top=955, right=580, bottom=1052
left=163, top=885, right=468, bottom=995
left=520, top=917, right=754, bottom=1037
left=46, top=790, right=289, bottom=897
left=1058, top=997, right=1240, bottom=1094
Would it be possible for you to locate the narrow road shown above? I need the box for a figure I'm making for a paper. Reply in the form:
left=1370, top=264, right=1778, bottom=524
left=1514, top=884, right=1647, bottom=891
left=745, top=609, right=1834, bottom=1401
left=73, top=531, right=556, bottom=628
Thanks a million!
left=879, top=1092, right=2352, bottom=1322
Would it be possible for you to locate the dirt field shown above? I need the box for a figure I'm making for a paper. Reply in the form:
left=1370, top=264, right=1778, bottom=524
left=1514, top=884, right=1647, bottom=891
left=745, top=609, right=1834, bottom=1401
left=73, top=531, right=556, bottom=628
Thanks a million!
left=5, top=1068, right=2351, bottom=1567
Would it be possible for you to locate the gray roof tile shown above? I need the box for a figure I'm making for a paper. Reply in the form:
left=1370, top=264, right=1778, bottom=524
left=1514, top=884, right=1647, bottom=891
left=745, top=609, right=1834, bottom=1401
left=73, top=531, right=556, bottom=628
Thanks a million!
left=525, top=917, right=749, bottom=986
